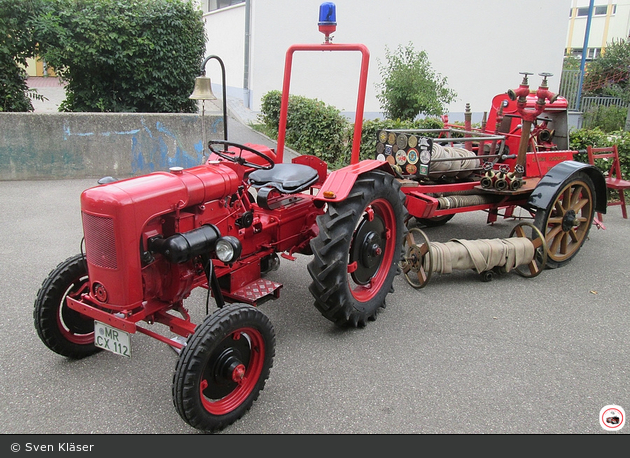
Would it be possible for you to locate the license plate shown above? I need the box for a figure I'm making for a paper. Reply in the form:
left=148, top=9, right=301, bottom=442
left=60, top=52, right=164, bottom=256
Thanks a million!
left=94, top=321, right=131, bottom=357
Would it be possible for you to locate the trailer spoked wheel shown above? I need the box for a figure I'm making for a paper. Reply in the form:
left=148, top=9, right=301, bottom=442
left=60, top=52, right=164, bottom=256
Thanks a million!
left=400, top=227, right=433, bottom=289
left=508, top=221, right=548, bottom=278
left=172, top=303, right=275, bottom=433
left=33, top=254, right=100, bottom=359
left=533, top=172, right=595, bottom=269
left=308, top=171, right=407, bottom=327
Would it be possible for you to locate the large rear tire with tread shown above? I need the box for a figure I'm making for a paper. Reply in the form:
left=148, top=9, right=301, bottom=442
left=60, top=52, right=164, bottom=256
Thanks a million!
left=33, top=254, right=100, bottom=359
left=172, top=303, right=275, bottom=433
left=308, top=171, right=407, bottom=327
left=533, top=172, right=595, bottom=269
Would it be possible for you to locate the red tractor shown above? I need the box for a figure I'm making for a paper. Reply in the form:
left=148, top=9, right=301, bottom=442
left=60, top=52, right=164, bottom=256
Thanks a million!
left=33, top=3, right=606, bottom=433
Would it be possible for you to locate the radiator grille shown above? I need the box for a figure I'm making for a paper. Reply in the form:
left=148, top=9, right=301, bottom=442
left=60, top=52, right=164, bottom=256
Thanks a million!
left=82, top=213, right=118, bottom=269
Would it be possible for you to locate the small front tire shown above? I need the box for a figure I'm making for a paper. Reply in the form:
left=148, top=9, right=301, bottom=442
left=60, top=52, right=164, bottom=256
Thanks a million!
left=33, top=254, right=99, bottom=359
left=172, top=303, right=275, bottom=433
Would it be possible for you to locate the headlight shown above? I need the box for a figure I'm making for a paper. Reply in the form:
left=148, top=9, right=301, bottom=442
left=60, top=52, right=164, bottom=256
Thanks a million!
left=215, top=236, right=242, bottom=263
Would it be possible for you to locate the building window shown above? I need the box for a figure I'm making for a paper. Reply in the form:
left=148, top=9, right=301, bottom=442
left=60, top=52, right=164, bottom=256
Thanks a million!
left=587, top=47, right=601, bottom=59
left=208, top=0, right=244, bottom=12
left=575, top=4, right=616, bottom=17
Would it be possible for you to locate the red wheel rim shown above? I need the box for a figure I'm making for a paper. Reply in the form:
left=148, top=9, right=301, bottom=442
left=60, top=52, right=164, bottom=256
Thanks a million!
left=348, top=198, right=396, bottom=302
left=200, top=327, right=265, bottom=415
left=57, top=278, right=94, bottom=345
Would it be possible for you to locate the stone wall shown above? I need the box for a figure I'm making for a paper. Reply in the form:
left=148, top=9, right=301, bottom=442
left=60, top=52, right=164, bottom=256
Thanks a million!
left=0, top=113, right=223, bottom=180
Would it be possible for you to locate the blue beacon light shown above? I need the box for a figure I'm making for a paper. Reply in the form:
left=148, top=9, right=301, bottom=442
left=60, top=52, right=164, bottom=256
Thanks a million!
left=318, top=2, right=337, bottom=42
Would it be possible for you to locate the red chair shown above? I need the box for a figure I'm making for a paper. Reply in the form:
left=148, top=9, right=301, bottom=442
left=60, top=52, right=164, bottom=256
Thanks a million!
left=587, top=145, right=630, bottom=220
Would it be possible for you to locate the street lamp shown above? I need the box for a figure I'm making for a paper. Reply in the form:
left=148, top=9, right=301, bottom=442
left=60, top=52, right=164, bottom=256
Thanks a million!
left=189, top=55, right=229, bottom=161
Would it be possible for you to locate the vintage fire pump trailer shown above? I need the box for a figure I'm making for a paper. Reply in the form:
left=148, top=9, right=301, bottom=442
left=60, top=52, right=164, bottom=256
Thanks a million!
left=33, top=3, right=606, bottom=433
left=384, top=69, right=607, bottom=287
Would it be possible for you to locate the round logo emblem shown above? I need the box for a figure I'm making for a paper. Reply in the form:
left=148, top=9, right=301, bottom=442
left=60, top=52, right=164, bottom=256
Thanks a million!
left=600, top=405, right=625, bottom=431
left=407, top=148, right=419, bottom=164
left=395, top=149, right=407, bottom=165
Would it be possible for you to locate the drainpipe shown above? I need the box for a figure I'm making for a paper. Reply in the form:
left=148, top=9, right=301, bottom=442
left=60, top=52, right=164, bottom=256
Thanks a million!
left=243, top=0, right=251, bottom=108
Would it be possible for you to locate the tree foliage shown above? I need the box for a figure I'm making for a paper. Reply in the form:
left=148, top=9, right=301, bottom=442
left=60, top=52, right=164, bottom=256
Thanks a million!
left=582, top=38, right=630, bottom=102
left=376, top=43, right=456, bottom=121
left=34, top=0, right=206, bottom=112
left=0, top=0, right=47, bottom=112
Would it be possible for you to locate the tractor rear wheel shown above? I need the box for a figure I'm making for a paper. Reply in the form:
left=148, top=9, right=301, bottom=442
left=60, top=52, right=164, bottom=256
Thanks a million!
left=308, top=171, right=407, bottom=327
left=533, top=172, right=595, bottom=268
left=172, top=303, right=275, bottom=433
left=33, top=254, right=100, bottom=359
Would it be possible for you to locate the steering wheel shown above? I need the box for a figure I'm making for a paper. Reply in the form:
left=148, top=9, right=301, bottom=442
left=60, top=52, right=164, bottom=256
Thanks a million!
left=208, top=141, right=274, bottom=170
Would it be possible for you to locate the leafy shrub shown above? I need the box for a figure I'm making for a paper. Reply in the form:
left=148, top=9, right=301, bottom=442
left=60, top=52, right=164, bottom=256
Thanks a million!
left=257, top=90, right=444, bottom=169
left=35, top=0, right=205, bottom=112
left=258, top=90, right=351, bottom=166
left=582, top=104, right=627, bottom=132
left=570, top=128, right=630, bottom=201
left=0, top=0, right=47, bottom=112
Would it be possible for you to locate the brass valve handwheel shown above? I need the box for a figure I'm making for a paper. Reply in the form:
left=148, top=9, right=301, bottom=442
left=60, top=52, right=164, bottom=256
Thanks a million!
left=400, top=227, right=433, bottom=289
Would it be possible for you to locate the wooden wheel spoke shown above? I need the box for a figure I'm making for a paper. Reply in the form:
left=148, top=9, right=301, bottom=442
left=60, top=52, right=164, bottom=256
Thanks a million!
left=549, top=230, right=565, bottom=254
left=416, top=268, right=429, bottom=285
left=527, top=260, right=540, bottom=276
left=513, top=225, right=526, bottom=238
left=418, top=243, right=430, bottom=256
left=569, top=184, right=584, bottom=207
left=560, top=232, right=569, bottom=254
left=573, top=197, right=589, bottom=213
left=546, top=224, right=563, bottom=242
left=530, top=237, right=543, bottom=250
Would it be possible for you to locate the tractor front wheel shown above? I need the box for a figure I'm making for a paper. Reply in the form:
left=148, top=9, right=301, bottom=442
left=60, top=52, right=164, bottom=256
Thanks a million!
left=172, top=303, right=275, bottom=433
left=33, top=254, right=100, bottom=359
left=308, top=171, right=407, bottom=327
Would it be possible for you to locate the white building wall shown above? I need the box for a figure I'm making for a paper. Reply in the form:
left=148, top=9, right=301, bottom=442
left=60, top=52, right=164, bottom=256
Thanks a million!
left=566, top=1, right=630, bottom=57
left=202, top=4, right=247, bottom=100
left=206, top=0, right=571, bottom=122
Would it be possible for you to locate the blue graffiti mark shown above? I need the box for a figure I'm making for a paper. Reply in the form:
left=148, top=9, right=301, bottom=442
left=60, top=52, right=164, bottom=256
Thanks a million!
left=155, top=121, right=176, bottom=138
left=141, top=118, right=153, bottom=138
left=63, top=122, right=140, bottom=140
left=194, top=140, right=203, bottom=154
left=63, top=124, right=94, bottom=140
left=211, top=117, right=224, bottom=132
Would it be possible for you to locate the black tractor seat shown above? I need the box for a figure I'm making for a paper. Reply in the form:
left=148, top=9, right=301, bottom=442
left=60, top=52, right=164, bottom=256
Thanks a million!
left=248, top=163, right=320, bottom=210
left=248, top=163, right=319, bottom=194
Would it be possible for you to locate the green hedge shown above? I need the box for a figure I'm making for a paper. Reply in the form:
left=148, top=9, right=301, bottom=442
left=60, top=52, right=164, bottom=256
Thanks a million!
left=257, top=90, right=443, bottom=169
left=35, top=0, right=205, bottom=112
left=258, top=90, right=350, bottom=166
left=569, top=127, right=630, bottom=179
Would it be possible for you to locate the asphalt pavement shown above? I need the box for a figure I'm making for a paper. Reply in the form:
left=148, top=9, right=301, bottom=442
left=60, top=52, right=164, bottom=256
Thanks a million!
left=2, top=79, right=629, bottom=435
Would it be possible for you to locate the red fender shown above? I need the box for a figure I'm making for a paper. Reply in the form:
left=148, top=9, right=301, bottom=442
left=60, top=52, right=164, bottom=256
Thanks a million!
left=315, top=160, right=397, bottom=203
